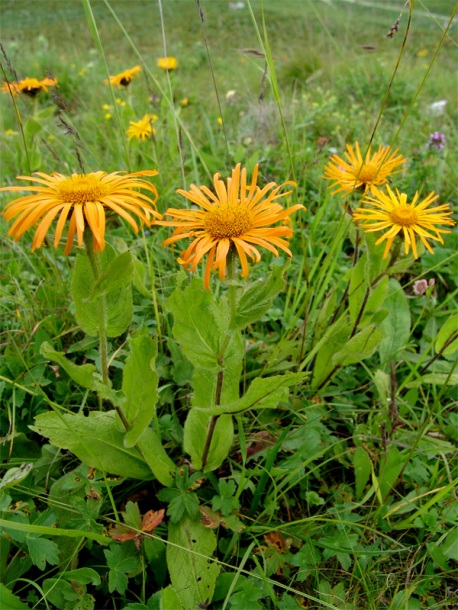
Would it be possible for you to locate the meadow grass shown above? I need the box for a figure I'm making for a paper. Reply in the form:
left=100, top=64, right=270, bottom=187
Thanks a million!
left=0, top=1, right=457, bottom=609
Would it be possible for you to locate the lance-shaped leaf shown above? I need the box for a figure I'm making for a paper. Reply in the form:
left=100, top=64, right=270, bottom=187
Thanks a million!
left=183, top=411, right=233, bottom=472
left=137, top=428, right=176, bottom=487
left=234, top=263, right=287, bottom=330
left=167, top=517, right=220, bottom=609
left=40, top=342, right=96, bottom=390
left=435, top=316, right=458, bottom=356
left=200, top=372, right=308, bottom=416
left=31, top=411, right=151, bottom=480
left=332, top=324, right=383, bottom=367
left=122, top=330, right=158, bottom=448
left=378, top=278, right=411, bottom=365
left=71, top=244, right=133, bottom=337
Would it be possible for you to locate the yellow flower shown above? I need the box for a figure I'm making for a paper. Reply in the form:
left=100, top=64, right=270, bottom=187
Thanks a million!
left=180, top=97, right=189, bottom=107
left=157, top=57, right=178, bottom=71
left=0, top=170, right=161, bottom=255
left=105, top=113, right=112, bottom=120
left=116, top=98, right=126, bottom=106
left=106, top=65, right=141, bottom=88
left=127, top=114, right=157, bottom=142
left=102, top=104, right=112, bottom=111
left=158, top=163, right=304, bottom=289
left=323, top=142, right=407, bottom=195
left=353, top=185, right=455, bottom=259
left=217, top=117, right=223, bottom=125
left=5, top=129, right=18, bottom=136
left=1, top=77, right=57, bottom=97
left=416, top=49, right=429, bottom=57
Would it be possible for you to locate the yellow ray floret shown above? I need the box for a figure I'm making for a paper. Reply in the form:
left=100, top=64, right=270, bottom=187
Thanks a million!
left=158, top=163, right=304, bottom=289
left=323, top=142, right=407, bottom=195
left=156, top=57, right=178, bottom=71
left=353, top=185, right=455, bottom=259
left=106, top=65, right=142, bottom=88
left=1, top=77, right=58, bottom=97
left=127, top=114, right=158, bottom=141
left=0, top=170, right=160, bottom=254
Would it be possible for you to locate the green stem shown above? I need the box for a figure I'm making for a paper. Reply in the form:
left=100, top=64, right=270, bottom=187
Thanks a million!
left=84, top=231, right=109, bottom=389
left=201, top=248, right=238, bottom=469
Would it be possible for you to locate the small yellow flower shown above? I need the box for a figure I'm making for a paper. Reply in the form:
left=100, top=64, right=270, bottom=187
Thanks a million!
left=157, top=57, right=178, bottom=71
left=180, top=97, right=189, bottom=107
left=105, top=113, right=112, bottom=120
left=353, top=185, right=455, bottom=259
left=158, top=163, right=304, bottom=289
left=1, top=77, right=58, bottom=97
left=106, top=65, right=141, bottom=88
left=0, top=170, right=161, bottom=254
left=5, top=129, right=18, bottom=136
left=127, top=114, right=157, bottom=142
left=323, top=142, right=408, bottom=195
left=48, top=134, right=55, bottom=141
left=416, top=49, right=429, bottom=57
left=102, top=104, right=112, bottom=111
left=78, top=68, right=86, bottom=77
left=115, top=98, right=126, bottom=107
left=217, top=117, right=223, bottom=125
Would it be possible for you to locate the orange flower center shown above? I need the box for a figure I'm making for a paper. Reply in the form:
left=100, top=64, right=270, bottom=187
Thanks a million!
left=389, top=206, right=418, bottom=227
left=358, top=163, right=380, bottom=184
left=56, top=175, right=109, bottom=205
left=204, top=204, right=253, bottom=239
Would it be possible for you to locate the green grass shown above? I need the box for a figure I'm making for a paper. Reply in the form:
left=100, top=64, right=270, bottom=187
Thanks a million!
left=0, top=1, right=457, bottom=609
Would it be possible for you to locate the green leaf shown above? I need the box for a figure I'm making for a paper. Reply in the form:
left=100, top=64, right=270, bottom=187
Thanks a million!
left=167, top=517, right=220, bottom=610
left=59, top=567, right=101, bottom=586
left=406, top=373, right=458, bottom=388
left=0, top=584, right=31, bottom=610
left=379, top=445, right=403, bottom=500
left=137, top=428, right=176, bottom=486
left=26, top=536, right=60, bottom=570
left=122, top=501, right=142, bottom=529
left=0, top=463, right=33, bottom=490
left=435, top=316, right=458, bottom=356
left=353, top=447, right=372, bottom=500
left=71, top=245, right=133, bottom=337
left=31, top=411, right=152, bottom=480
left=161, top=586, right=183, bottom=610
left=40, top=342, right=96, bottom=390
left=234, top=264, right=286, bottom=330
left=122, top=330, right=158, bottom=448
left=332, top=324, right=383, bottom=367
left=90, top=251, right=133, bottom=300
left=378, top=279, right=411, bottom=365
left=104, top=543, right=140, bottom=595
left=25, top=117, right=43, bottom=137
left=208, top=372, right=307, bottom=415
left=311, top=316, right=350, bottom=389
left=183, top=410, right=233, bottom=472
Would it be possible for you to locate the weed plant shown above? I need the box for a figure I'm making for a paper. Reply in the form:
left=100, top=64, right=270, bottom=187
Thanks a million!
left=0, top=1, right=457, bottom=609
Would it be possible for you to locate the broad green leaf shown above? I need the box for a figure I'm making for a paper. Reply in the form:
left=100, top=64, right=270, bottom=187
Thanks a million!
left=71, top=245, right=133, bottom=337
left=206, top=372, right=307, bottom=415
left=26, top=536, right=60, bottom=570
left=59, top=567, right=101, bottom=585
left=353, top=447, right=372, bottom=500
left=332, top=324, right=383, bottom=367
left=0, top=584, right=30, bottom=610
left=40, top=342, right=96, bottom=390
left=0, top=463, right=33, bottom=490
left=90, top=251, right=133, bottom=300
left=104, top=543, right=141, bottom=595
left=183, top=410, right=233, bottom=472
left=25, top=117, right=43, bottom=138
left=161, top=586, right=183, bottom=610
left=122, top=330, right=158, bottom=448
left=31, top=411, right=152, bottom=480
left=167, top=517, right=220, bottom=610
left=441, top=527, right=458, bottom=562
left=379, top=279, right=411, bottom=365
left=435, top=316, right=458, bottom=356
left=137, top=428, right=176, bottom=486
left=234, top=264, right=286, bottom=330
left=379, top=445, right=403, bottom=500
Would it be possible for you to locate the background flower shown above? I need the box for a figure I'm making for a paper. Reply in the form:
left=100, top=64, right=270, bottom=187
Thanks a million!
left=157, top=57, right=178, bottom=71
left=1, top=76, right=57, bottom=97
left=106, top=65, right=141, bottom=87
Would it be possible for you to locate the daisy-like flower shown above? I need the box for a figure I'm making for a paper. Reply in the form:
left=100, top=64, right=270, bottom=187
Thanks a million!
left=158, top=163, right=304, bottom=289
left=157, top=57, right=178, bottom=71
left=2, top=77, right=57, bottom=97
left=127, top=114, right=158, bottom=141
left=0, top=170, right=160, bottom=255
left=106, top=65, right=141, bottom=88
left=323, top=142, right=407, bottom=195
left=353, top=185, right=455, bottom=259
